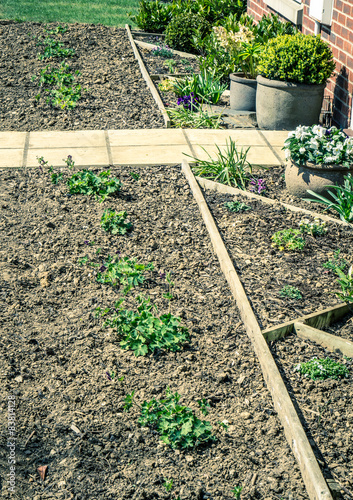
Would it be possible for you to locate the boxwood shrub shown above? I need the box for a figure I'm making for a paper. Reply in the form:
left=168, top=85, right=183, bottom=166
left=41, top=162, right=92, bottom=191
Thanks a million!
left=164, top=12, right=211, bottom=54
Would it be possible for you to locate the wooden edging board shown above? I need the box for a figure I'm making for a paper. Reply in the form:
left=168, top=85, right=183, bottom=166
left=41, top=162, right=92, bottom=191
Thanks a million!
left=295, top=322, right=353, bottom=358
left=125, top=25, right=171, bottom=128
left=195, top=176, right=349, bottom=226
left=181, top=159, right=333, bottom=500
left=133, top=38, right=197, bottom=59
left=262, top=303, right=351, bottom=342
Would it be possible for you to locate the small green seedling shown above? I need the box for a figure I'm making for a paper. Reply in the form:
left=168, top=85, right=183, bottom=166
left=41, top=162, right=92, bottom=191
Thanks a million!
left=271, top=228, right=305, bottom=252
left=77, top=256, right=89, bottom=266
left=335, top=265, right=353, bottom=303
left=130, top=172, right=140, bottom=181
left=103, top=295, right=189, bottom=356
left=163, top=479, right=173, bottom=492
left=67, top=169, right=122, bottom=202
left=323, top=249, right=347, bottom=272
left=163, top=271, right=175, bottom=302
left=101, top=209, right=133, bottom=235
left=217, top=420, right=229, bottom=431
left=197, top=398, right=210, bottom=416
left=279, top=285, right=302, bottom=300
left=224, top=201, right=252, bottom=213
left=233, top=486, right=243, bottom=499
left=299, top=218, right=327, bottom=236
left=124, top=388, right=215, bottom=449
left=295, top=357, right=349, bottom=380
left=96, top=256, right=153, bottom=294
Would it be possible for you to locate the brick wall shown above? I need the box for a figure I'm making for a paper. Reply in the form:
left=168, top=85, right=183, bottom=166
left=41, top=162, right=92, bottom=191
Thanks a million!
left=247, top=0, right=353, bottom=129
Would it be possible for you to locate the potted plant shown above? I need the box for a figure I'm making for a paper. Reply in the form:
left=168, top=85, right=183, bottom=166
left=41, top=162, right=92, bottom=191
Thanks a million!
left=256, top=33, right=335, bottom=130
left=283, top=124, right=353, bottom=198
left=213, top=24, right=261, bottom=111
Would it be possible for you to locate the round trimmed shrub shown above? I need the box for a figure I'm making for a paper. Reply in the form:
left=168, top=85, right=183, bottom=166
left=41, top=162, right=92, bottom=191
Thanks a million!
left=164, top=12, right=211, bottom=54
left=257, top=33, right=335, bottom=84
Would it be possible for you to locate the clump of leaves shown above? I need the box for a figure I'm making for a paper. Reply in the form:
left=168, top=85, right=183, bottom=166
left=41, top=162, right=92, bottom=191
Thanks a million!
left=187, top=138, right=252, bottom=189
left=271, top=228, right=305, bottom=252
left=307, top=174, right=353, bottom=223
left=130, top=171, right=140, bottom=181
left=102, top=296, right=189, bottom=356
left=67, top=169, right=122, bottom=202
left=299, top=217, right=327, bottom=236
left=233, top=486, right=243, bottom=499
left=37, top=37, right=75, bottom=60
left=101, top=209, right=133, bottom=235
left=224, top=200, right=251, bottom=213
left=163, top=479, right=173, bottom=492
left=172, top=70, right=227, bottom=105
left=279, top=285, right=302, bottom=300
left=168, top=103, right=223, bottom=129
left=335, top=265, right=353, bottom=303
left=96, top=256, right=153, bottom=294
left=48, top=83, right=84, bottom=109
left=322, top=250, right=347, bottom=272
left=124, top=388, right=215, bottom=448
left=295, top=357, right=349, bottom=380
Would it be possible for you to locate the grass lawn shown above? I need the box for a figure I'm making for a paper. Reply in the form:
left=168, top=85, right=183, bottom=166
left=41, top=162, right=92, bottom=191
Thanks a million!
left=0, top=0, right=139, bottom=27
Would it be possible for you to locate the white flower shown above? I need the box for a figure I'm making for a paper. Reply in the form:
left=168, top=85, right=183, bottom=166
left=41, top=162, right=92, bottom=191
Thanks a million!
left=284, top=148, right=291, bottom=160
left=299, top=147, right=306, bottom=154
left=288, top=131, right=295, bottom=138
left=309, top=138, right=319, bottom=149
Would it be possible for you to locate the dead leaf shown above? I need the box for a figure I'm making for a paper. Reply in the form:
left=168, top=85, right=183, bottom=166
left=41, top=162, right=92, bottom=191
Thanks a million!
left=37, top=465, right=48, bottom=480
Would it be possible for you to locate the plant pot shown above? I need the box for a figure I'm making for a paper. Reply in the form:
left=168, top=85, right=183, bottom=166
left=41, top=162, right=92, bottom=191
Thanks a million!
left=229, top=72, right=257, bottom=111
left=256, top=75, right=326, bottom=130
left=285, top=160, right=353, bottom=199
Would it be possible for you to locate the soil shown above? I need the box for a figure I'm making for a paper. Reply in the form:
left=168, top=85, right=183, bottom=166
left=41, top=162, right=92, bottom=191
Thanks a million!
left=0, top=21, right=165, bottom=131
left=0, top=163, right=310, bottom=499
left=138, top=45, right=200, bottom=77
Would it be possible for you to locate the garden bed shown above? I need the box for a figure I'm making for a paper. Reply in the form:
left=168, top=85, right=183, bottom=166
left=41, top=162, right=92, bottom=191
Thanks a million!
left=0, top=21, right=165, bottom=131
left=0, top=163, right=309, bottom=499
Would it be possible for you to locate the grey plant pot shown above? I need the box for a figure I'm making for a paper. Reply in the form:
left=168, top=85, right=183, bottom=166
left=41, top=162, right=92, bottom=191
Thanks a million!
left=285, top=160, right=353, bottom=199
left=256, top=75, right=326, bottom=130
left=229, top=72, right=257, bottom=111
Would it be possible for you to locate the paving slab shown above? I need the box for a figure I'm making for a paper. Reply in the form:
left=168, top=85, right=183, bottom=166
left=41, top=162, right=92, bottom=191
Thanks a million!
left=26, top=147, right=109, bottom=168
left=108, top=129, right=186, bottom=147
left=28, top=130, right=106, bottom=149
left=190, top=144, right=281, bottom=166
left=110, top=145, right=193, bottom=165
left=260, top=130, right=290, bottom=147
left=0, top=131, right=27, bottom=149
left=0, top=149, right=24, bottom=168
left=184, top=129, right=267, bottom=146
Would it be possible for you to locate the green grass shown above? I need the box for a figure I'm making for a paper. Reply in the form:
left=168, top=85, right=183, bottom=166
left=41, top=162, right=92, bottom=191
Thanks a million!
left=0, top=0, right=139, bottom=27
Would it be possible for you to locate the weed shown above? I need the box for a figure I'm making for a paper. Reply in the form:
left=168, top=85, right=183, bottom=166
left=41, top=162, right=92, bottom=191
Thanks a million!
left=48, top=83, right=83, bottom=109
left=96, top=256, right=153, bottom=294
left=299, top=217, right=327, bottom=236
left=335, top=265, right=353, bottom=303
left=307, top=174, right=353, bottom=223
left=63, top=154, right=75, bottom=169
left=279, top=285, right=302, bottom=300
left=124, top=388, right=215, bottom=449
left=322, top=249, right=347, bottom=272
left=37, top=37, right=75, bottom=60
left=67, top=169, right=122, bottom=202
left=163, top=479, right=173, bottom=492
left=217, top=420, right=229, bottom=430
left=233, top=486, right=243, bottom=499
left=295, top=357, right=349, bottom=380
left=130, top=171, right=140, bottom=181
left=186, top=138, right=252, bottom=189
left=271, top=228, right=305, bottom=252
left=77, top=256, right=89, bottom=266
left=102, top=296, right=189, bottom=356
left=164, top=58, right=177, bottom=74
left=224, top=201, right=252, bottom=213
left=51, top=172, right=64, bottom=184
left=101, top=209, right=133, bottom=235
left=168, top=103, right=223, bottom=129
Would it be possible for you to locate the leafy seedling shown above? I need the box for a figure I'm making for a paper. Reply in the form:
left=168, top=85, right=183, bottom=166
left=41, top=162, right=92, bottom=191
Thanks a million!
left=224, top=201, right=252, bottom=213
left=101, top=209, right=133, bottom=235
left=323, top=249, right=347, bottom=272
left=279, top=285, right=302, bottom=300
left=96, top=256, right=153, bottom=294
left=67, top=169, right=122, bottom=202
left=163, top=479, right=173, bottom=492
left=130, top=172, right=140, bottom=181
left=335, top=265, right=353, bottom=303
left=233, top=486, right=243, bottom=499
left=271, top=228, right=305, bottom=252
left=295, top=357, right=349, bottom=380
left=299, top=218, right=327, bottom=236
left=77, top=256, right=89, bottom=266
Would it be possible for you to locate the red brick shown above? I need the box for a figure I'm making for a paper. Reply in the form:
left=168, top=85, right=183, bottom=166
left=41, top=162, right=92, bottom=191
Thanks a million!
left=343, top=2, right=352, bottom=16
left=339, top=51, right=347, bottom=66
left=336, top=0, right=344, bottom=11
left=343, top=40, right=352, bottom=53
left=347, top=16, right=353, bottom=29
left=338, top=12, right=346, bottom=24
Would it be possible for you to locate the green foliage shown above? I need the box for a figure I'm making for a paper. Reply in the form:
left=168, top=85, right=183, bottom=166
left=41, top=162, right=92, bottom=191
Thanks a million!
left=254, top=13, right=297, bottom=44
left=163, top=479, right=173, bottom=492
left=125, top=388, right=215, bottom=448
left=299, top=217, right=327, bottom=236
left=164, top=58, right=177, bottom=73
left=172, top=70, right=227, bottom=105
left=77, top=256, right=89, bottom=266
left=33, top=62, right=78, bottom=86
left=307, top=174, right=353, bottom=223
left=51, top=171, right=63, bottom=184
left=233, top=486, right=243, bottom=499
left=322, top=250, right=347, bottom=272
left=128, top=0, right=174, bottom=33
left=271, top=228, right=305, bottom=252
left=103, top=296, right=189, bottom=356
left=184, top=0, right=246, bottom=25
left=67, top=169, right=122, bottom=202
left=335, top=265, right=353, bottom=303
left=37, top=36, right=75, bottom=60
left=101, top=209, right=133, bottom=235
left=168, top=103, right=223, bottom=129
left=165, top=12, right=211, bottom=54
left=295, top=357, right=349, bottom=380
left=187, top=138, right=252, bottom=189
left=48, top=83, right=83, bottom=109
left=279, top=285, right=302, bottom=300
left=257, top=33, right=335, bottom=84
left=224, top=200, right=251, bottom=212
left=96, top=256, right=153, bottom=293
left=130, top=171, right=140, bottom=180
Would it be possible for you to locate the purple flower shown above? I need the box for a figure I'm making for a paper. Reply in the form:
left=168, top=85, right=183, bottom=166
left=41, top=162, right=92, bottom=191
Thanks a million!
left=177, top=93, right=198, bottom=111
left=106, top=371, right=112, bottom=381
left=159, top=271, right=166, bottom=279
left=99, top=265, right=106, bottom=272
left=84, top=240, right=89, bottom=245
left=250, top=178, right=267, bottom=195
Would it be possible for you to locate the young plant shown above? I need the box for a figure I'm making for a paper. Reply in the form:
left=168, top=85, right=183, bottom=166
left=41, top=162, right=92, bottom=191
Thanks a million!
left=224, top=200, right=251, bottom=212
left=177, top=92, right=199, bottom=111
left=186, top=138, right=252, bottom=189
left=233, top=486, right=243, bottom=499
left=299, top=217, right=327, bottom=236
left=130, top=171, right=140, bottom=181
left=164, top=58, right=177, bottom=74
left=172, top=70, right=227, bottom=105
left=96, top=256, right=153, bottom=294
left=168, top=103, right=223, bottom=129
left=163, top=479, right=173, bottom=492
left=37, top=37, right=75, bottom=60
left=279, top=285, right=302, bottom=300
left=322, top=249, right=347, bottom=272
left=152, top=44, right=173, bottom=58
left=48, top=83, right=83, bottom=109
left=295, top=357, right=349, bottom=380
left=101, top=209, right=133, bottom=235
left=249, top=177, right=267, bottom=195
left=124, top=388, right=215, bottom=448
left=307, top=174, right=353, bottom=223
left=335, top=265, right=353, bottom=303
left=67, top=169, right=122, bottom=202
left=102, top=296, right=189, bottom=356
left=63, top=154, right=75, bottom=168
left=271, top=228, right=305, bottom=252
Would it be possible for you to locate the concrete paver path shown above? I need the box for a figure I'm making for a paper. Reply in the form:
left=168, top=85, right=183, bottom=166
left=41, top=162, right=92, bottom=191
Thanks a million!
left=0, top=129, right=288, bottom=168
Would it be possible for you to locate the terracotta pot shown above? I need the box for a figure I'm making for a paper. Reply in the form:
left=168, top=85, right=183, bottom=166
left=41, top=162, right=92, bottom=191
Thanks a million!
left=285, top=160, right=353, bottom=199
left=229, top=72, right=257, bottom=111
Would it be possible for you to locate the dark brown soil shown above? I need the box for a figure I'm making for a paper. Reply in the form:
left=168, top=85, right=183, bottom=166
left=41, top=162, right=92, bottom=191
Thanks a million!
left=0, top=164, right=309, bottom=499
left=138, top=45, right=200, bottom=76
left=0, top=21, right=165, bottom=131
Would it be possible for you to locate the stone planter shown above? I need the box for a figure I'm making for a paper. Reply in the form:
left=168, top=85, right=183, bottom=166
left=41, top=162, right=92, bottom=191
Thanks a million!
left=256, top=75, right=326, bottom=130
left=230, top=72, right=257, bottom=111
left=285, top=160, right=353, bottom=199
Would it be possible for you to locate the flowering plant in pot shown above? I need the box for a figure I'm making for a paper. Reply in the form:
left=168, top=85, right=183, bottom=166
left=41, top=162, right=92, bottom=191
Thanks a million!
left=256, top=33, right=335, bottom=130
left=283, top=124, right=353, bottom=198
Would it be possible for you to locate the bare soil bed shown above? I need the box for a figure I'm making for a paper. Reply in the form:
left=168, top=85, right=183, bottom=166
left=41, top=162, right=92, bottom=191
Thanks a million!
left=0, top=163, right=310, bottom=499
left=0, top=21, right=165, bottom=131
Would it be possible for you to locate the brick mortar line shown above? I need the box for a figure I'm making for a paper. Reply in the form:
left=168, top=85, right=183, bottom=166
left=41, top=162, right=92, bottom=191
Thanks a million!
left=104, top=131, right=113, bottom=166
left=257, top=130, right=284, bottom=165
left=21, top=132, right=30, bottom=168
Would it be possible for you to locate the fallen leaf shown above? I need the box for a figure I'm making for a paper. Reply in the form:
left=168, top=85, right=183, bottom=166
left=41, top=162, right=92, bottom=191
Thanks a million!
left=37, top=465, right=48, bottom=480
